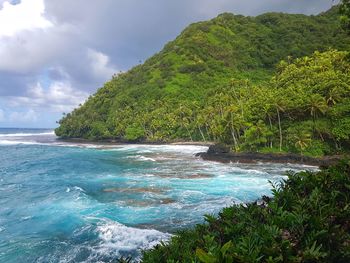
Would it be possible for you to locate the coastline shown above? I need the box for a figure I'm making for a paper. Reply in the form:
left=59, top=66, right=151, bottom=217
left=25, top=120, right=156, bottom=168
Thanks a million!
left=57, top=137, right=345, bottom=166
left=196, top=145, right=345, bottom=167
left=56, top=137, right=214, bottom=147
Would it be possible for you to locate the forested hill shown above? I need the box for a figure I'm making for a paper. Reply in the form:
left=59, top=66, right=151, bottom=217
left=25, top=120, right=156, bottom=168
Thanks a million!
left=56, top=7, right=350, bottom=156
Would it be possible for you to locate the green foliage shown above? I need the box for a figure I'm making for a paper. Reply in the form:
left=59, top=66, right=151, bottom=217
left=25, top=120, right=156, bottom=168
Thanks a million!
left=340, top=0, right=350, bottom=32
left=116, top=256, right=133, bottom=263
left=55, top=8, right=350, bottom=156
left=141, top=161, right=350, bottom=262
left=242, top=120, right=272, bottom=151
left=125, top=125, right=145, bottom=141
left=332, top=117, right=350, bottom=141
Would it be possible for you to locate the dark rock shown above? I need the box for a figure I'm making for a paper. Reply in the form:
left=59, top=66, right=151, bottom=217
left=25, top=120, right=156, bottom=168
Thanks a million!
left=207, top=144, right=230, bottom=154
left=197, top=147, right=345, bottom=167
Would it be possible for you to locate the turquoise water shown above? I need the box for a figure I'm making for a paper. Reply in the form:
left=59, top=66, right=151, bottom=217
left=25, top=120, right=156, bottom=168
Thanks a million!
left=0, top=128, right=317, bottom=262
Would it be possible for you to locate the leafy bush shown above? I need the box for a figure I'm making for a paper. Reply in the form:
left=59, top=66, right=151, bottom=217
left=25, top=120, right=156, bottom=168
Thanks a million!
left=125, top=125, right=145, bottom=141
left=141, top=161, right=350, bottom=263
left=178, top=63, right=207, bottom=74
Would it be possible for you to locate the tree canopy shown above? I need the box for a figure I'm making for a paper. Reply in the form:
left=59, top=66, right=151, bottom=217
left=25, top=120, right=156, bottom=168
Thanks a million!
left=55, top=7, right=350, bottom=157
left=340, top=0, right=350, bottom=32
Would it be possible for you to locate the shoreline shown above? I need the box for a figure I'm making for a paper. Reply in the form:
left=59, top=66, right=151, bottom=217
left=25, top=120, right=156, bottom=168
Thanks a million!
left=57, top=137, right=345, bottom=166
left=196, top=145, right=345, bottom=167
left=56, top=137, right=214, bottom=147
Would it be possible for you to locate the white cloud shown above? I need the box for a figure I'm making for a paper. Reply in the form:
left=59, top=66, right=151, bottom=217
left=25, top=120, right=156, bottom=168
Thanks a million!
left=87, top=48, right=117, bottom=81
left=0, top=0, right=52, bottom=38
left=0, top=24, right=74, bottom=73
left=0, top=107, right=39, bottom=123
left=8, top=81, right=89, bottom=112
left=9, top=109, right=38, bottom=122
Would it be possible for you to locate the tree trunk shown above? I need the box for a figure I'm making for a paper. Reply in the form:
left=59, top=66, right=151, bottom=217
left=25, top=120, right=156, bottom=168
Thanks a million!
left=318, top=131, right=324, bottom=141
left=198, top=125, right=206, bottom=142
left=205, top=125, right=211, bottom=141
left=277, top=108, right=282, bottom=151
left=185, top=126, right=193, bottom=142
left=231, top=127, right=238, bottom=152
left=268, top=115, right=273, bottom=148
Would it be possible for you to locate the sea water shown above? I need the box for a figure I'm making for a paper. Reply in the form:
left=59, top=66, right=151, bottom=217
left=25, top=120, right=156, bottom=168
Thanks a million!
left=0, top=128, right=318, bottom=262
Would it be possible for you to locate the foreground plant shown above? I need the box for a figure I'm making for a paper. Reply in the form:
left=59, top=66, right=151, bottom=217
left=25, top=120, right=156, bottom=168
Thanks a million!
left=141, top=161, right=350, bottom=262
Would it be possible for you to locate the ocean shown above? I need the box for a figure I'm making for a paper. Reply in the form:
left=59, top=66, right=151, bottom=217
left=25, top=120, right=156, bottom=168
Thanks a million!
left=0, top=128, right=317, bottom=262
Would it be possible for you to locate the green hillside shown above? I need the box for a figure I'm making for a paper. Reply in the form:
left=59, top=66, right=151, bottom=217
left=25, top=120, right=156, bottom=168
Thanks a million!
left=55, top=7, right=350, bottom=156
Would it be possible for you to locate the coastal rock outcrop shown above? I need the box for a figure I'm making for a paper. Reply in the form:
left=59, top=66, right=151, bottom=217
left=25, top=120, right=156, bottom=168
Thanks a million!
left=197, top=144, right=343, bottom=166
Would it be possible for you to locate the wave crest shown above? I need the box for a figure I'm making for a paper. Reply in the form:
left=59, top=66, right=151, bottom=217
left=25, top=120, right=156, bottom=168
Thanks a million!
left=95, top=221, right=172, bottom=260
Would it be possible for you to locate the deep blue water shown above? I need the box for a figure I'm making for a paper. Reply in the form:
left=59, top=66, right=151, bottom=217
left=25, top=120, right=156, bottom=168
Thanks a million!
left=0, top=128, right=317, bottom=262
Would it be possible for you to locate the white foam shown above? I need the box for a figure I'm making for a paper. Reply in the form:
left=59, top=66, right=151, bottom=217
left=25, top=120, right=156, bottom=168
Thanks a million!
left=0, top=139, right=41, bottom=145
left=0, top=139, right=113, bottom=148
left=0, top=131, right=54, bottom=137
left=126, top=154, right=157, bottom=162
left=95, top=220, right=172, bottom=260
left=104, top=144, right=208, bottom=155
left=73, top=186, right=85, bottom=192
left=180, top=190, right=206, bottom=198
left=137, top=149, right=153, bottom=154
left=138, top=155, right=156, bottom=162
left=20, top=216, right=33, bottom=221
left=156, top=145, right=208, bottom=154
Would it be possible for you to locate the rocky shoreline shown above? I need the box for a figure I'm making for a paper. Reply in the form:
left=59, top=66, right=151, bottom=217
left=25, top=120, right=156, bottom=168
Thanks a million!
left=58, top=137, right=344, bottom=167
left=196, top=144, right=345, bottom=167
left=57, top=137, right=214, bottom=146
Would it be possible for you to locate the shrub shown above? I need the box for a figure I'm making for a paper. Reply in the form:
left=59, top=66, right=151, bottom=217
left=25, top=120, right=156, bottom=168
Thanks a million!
left=125, top=126, right=145, bottom=141
left=141, top=161, right=350, bottom=263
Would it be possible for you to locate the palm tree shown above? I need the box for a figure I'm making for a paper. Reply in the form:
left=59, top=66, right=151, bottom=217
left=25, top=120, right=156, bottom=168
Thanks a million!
left=261, top=104, right=274, bottom=148
left=326, top=87, right=342, bottom=106
left=177, top=104, right=194, bottom=142
left=275, top=101, right=285, bottom=151
left=307, top=94, right=328, bottom=132
left=225, top=104, right=241, bottom=151
left=293, top=130, right=312, bottom=155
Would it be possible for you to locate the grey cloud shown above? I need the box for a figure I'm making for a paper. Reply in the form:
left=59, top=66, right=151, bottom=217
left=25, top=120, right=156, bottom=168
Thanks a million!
left=0, top=21, right=117, bottom=94
left=44, top=0, right=339, bottom=71
left=0, top=22, right=83, bottom=75
left=47, top=67, right=68, bottom=81
left=0, top=71, right=34, bottom=96
left=5, top=80, right=88, bottom=114
left=1, top=0, right=339, bottom=92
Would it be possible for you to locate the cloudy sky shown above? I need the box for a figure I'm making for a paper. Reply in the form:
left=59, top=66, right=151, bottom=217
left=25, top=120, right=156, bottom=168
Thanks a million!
left=0, top=0, right=339, bottom=128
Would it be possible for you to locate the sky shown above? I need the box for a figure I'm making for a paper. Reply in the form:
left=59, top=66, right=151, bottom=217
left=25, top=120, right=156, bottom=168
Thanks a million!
left=0, top=0, right=340, bottom=128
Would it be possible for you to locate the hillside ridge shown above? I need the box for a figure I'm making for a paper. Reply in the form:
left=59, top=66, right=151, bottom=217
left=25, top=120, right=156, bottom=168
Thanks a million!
left=55, top=7, right=350, bottom=157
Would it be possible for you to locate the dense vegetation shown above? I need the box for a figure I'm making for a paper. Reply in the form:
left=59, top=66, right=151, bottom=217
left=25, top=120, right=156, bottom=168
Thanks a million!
left=55, top=5, right=350, bottom=263
left=55, top=7, right=350, bottom=157
left=140, top=161, right=350, bottom=262
left=340, top=0, right=350, bottom=31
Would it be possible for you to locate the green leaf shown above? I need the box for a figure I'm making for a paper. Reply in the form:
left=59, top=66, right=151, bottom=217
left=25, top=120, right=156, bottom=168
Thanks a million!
left=220, top=241, right=233, bottom=256
left=196, top=248, right=217, bottom=263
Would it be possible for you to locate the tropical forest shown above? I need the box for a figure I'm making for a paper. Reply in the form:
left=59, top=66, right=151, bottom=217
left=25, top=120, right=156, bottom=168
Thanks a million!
left=0, top=0, right=348, bottom=262
left=56, top=5, right=350, bottom=158
left=53, top=2, right=350, bottom=263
